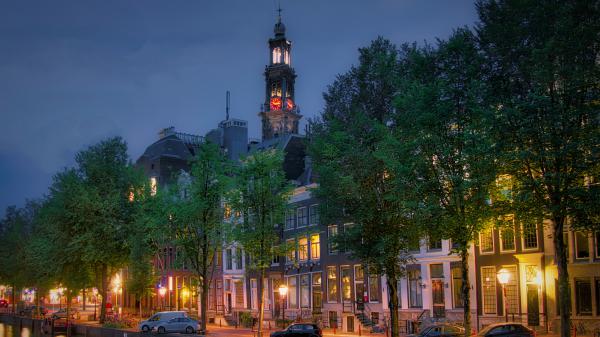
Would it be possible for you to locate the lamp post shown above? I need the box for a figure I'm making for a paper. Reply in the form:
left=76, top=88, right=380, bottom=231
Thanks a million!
left=159, top=287, right=167, bottom=311
left=278, top=284, right=288, bottom=330
left=497, top=268, right=511, bottom=322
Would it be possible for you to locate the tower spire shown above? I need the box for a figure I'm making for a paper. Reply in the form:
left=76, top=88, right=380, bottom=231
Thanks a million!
left=225, top=91, right=230, bottom=120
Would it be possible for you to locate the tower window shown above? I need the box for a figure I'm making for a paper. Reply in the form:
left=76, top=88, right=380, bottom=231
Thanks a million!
left=284, top=49, right=290, bottom=65
left=271, top=82, right=282, bottom=97
left=272, top=47, right=282, bottom=64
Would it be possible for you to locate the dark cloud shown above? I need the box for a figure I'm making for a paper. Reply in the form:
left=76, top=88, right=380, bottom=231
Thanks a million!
left=0, top=0, right=478, bottom=211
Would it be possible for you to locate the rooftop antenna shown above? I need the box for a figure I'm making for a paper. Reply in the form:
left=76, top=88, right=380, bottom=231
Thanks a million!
left=277, top=1, right=282, bottom=22
left=226, top=90, right=230, bottom=120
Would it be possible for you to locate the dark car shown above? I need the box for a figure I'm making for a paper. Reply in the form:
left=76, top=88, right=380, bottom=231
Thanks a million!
left=270, top=323, right=323, bottom=337
left=408, top=323, right=465, bottom=337
left=51, top=308, right=79, bottom=320
left=0, top=299, right=8, bottom=308
left=477, top=323, right=534, bottom=337
left=19, top=305, right=48, bottom=317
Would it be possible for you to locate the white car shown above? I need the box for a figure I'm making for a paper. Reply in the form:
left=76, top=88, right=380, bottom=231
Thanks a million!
left=155, top=317, right=200, bottom=334
left=138, top=311, right=188, bottom=333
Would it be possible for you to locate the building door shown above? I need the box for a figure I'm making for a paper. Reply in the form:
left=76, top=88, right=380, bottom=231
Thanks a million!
left=432, top=280, right=445, bottom=318
left=527, top=284, right=540, bottom=326
left=226, top=293, right=232, bottom=313
left=347, top=316, right=354, bottom=332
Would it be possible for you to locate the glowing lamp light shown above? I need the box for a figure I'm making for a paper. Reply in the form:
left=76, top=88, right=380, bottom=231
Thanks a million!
left=159, top=286, right=167, bottom=297
left=497, top=268, right=511, bottom=285
left=534, top=270, right=543, bottom=286
left=278, top=284, right=288, bottom=297
left=181, top=288, right=190, bottom=299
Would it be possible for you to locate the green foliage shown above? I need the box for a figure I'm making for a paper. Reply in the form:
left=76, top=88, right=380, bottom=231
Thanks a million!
left=309, top=37, right=420, bottom=337
left=477, top=1, right=600, bottom=335
left=230, top=149, right=292, bottom=272
left=162, top=141, right=232, bottom=330
left=394, top=28, right=497, bottom=335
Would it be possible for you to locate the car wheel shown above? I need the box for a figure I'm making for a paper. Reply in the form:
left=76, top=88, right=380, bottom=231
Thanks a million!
left=185, top=326, right=194, bottom=334
left=141, top=325, right=150, bottom=333
left=158, top=326, right=166, bottom=334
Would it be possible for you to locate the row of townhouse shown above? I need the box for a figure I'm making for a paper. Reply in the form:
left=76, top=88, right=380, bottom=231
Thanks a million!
left=127, top=15, right=600, bottom=334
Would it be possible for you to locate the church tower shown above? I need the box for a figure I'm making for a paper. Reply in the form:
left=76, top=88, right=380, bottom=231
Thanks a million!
left=259, top=10, right=302, bottom=141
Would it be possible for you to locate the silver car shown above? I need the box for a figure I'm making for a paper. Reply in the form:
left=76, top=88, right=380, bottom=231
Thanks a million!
left=155, top=317, right=199, bottom=334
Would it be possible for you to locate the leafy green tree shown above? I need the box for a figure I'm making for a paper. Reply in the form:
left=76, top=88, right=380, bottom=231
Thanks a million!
left=229, top=149, right=292, bottom=337
left=126, top=236, right=156, bottom=318
left=394, top=29, right=496, bottom=336
left=477, top=1, right=600, bottom=335
left=309, top=37, right=420, bottom=337
left=0, top=202, right=44, bottom=314
left=165, top=142, right=232, bottom=333
left=55, top=137, right=143, bottom=323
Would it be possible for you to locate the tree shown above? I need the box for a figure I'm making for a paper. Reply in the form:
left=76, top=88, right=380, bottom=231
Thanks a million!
left=477, top=1, right=600, bottom=336
left=309, top=37, right=420, bottom=337
left=0, top=202, right=43, bottom=314
left=229, top=149, right=292, bottom=337
left=394, top=29, right=496, bottom=336
left=67, top=137, right=144, bottom=323
left=165, top=142, right=232, bottom=333
left=126, top=237, right=156, bottom=318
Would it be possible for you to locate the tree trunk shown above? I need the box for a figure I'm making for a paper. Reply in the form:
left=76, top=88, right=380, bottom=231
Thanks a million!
left=99, top=263, right=108, bottom=324
left=257, top=269, right=266, bottom=337
left=386, top=274, right=400, bottom=337
left=460, top=248, right=471, bottom=337
left=553, top=217, right=571, bottom=337
left=201, top=276, right=209, bottom=333
left=35, top=286, right=40, bottom=318
left=139, top=296, right=142, bottom=319
left=82, top=288, right=86, bottom=311
left=11, top=283, right=16, bottom=314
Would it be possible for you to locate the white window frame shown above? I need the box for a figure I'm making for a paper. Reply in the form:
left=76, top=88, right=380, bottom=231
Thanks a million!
left=284, top=209, right=295, bottom=231
left=310, top=233, right=320, bottom=260
left=298, top=236, right=309, bottom=262
left=481, top=266, right=497, bottom=315
left=520, top=222, right=539, bottom=251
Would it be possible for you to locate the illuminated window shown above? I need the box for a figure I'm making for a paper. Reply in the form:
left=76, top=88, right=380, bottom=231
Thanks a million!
left=312, top=273, right=322, bottom=310
left=150, top=177, right=157, bottom=196
left=284, top=49, right=290, bottom=65
left=327, top=266, right=338, bottom=302
left=479, top=227, right=494, bottom=254
left=452, top=266, right=463, bottom=308
left=503, top=266, right=519, bottom=315
left=341, top=266, right=351, bottom=302
left=481, top=266, right=497, bottom=314
left=310, top=234, right=320, bottom=260
left=271, top=82, right=282, bottom=97
left=298, top=237, right=308, bottom=261
left=272, top=47, right=282, bottom=64
left=297, top=207, right=308, bottom=227
left=522, top=222, right=538, bottom=250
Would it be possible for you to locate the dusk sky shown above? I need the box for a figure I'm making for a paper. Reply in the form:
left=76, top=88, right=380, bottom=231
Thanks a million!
left=0, top=0, right=478, bottom=212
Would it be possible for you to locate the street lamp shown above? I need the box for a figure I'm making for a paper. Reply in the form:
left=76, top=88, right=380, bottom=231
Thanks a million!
left=278, top=284, right=288, bottom=329
left=159, top=287, right=167, bottom=310
left=497, top=268, right=511, bottom=322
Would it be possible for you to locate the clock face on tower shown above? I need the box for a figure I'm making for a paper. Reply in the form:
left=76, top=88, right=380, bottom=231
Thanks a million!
left=286, top=98, right=294, bottom=110
left=270, top=97, right=282, bottom=110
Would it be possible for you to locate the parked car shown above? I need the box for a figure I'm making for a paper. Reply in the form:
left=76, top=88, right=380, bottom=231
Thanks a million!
left=270, top=323, right=323, bottom=337
left=154, top=317, right=199, bottom=334
left=477, top=323, right=535, bottom=337
left=408, top=323, right=465, bottom=337
left=19, top=305, right=48, bottom=317
left=0, top=299, right=8, bottom=308
left=51, top=308, right=79, bottom=320
left=138, top=311, right=188, bottom=333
